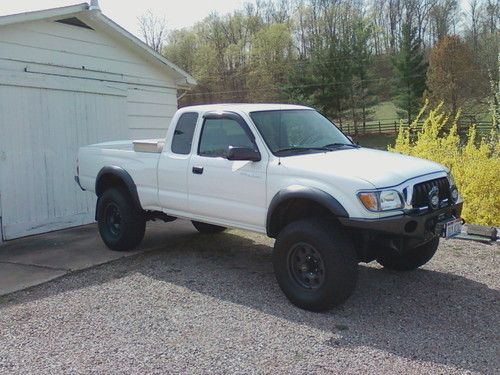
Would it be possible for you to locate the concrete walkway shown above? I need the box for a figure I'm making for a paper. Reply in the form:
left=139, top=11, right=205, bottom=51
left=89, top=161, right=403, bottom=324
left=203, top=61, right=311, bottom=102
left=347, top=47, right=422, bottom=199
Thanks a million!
left=0, top=220, right=195, bottom=296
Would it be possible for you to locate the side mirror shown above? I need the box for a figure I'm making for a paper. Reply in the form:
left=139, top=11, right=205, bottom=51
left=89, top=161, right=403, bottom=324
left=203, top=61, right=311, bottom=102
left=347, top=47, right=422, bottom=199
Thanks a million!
left=227, top=146, right=261, bottom=162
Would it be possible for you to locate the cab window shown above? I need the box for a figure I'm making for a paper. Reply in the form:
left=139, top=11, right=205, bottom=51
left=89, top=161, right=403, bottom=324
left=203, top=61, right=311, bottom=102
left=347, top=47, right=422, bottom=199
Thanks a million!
left=171, top=112, right=199, bottom=155
left=198, top=118, right=255, bottom=158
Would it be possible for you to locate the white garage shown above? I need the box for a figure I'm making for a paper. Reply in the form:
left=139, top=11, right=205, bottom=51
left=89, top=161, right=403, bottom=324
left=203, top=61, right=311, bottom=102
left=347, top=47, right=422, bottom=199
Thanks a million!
left=0, top=2, right=195, bottom=242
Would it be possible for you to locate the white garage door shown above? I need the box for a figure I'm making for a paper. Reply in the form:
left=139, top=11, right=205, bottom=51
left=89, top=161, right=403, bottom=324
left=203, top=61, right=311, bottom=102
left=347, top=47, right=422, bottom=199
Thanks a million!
left=0, top=80, right=127, bottom=240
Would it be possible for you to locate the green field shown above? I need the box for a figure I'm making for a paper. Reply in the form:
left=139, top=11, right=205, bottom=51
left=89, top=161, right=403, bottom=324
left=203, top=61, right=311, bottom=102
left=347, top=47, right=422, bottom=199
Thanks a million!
left=340, top=100, right=494, bottom=141
left=371, top=101, right=399, bottom=121
left=356, top=134, right=396, bottom=150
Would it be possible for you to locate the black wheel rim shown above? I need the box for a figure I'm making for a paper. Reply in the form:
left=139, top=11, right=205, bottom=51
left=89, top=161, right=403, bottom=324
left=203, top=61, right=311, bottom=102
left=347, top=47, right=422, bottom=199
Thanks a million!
left=288, top=242, right=325, bottom=290
left=104, top=202, right=122, bottom=237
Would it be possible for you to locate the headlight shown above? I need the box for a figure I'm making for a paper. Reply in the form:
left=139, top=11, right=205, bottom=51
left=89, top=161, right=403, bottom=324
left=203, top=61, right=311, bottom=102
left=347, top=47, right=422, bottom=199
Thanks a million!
left=358, top=190, right=404, bottom=211
left=450, top=186, right=459, bottom=203
left=380, top=190, right=403, bottom=210
left=448, top=173, right=459, bottom=203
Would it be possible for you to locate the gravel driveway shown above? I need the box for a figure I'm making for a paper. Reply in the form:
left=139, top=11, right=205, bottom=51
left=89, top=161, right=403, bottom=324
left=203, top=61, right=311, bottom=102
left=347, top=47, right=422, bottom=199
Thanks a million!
left=0, top=223, right=498, bottom=374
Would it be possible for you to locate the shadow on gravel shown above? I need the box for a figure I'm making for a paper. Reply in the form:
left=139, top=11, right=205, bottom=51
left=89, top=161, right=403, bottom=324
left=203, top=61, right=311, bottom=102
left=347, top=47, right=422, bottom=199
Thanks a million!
left=1, top=229, right=498, bottom=373
left=141, top=232, right=500, bottom=374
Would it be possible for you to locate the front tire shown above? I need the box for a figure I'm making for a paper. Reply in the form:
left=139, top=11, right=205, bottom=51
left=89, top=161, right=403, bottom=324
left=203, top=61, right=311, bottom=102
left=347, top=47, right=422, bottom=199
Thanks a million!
left=376, top=237, right=440, bottom=271
left=97, top=188, right=146, bottom=251
left=191, top=221, right=226, bottom=234
left=273, top=218, right=358, bottom=312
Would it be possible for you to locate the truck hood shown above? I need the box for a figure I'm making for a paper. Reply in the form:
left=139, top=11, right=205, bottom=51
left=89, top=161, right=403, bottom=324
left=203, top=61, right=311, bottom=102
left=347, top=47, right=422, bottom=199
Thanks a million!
left=279, top=147, right=446, bottom=188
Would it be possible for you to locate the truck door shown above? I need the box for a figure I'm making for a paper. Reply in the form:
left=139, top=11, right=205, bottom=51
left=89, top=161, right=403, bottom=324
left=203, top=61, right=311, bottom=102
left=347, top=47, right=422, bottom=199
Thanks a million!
left=157, top=112, right=199, bottom=213
left=188, top=112, right=268, bottom=230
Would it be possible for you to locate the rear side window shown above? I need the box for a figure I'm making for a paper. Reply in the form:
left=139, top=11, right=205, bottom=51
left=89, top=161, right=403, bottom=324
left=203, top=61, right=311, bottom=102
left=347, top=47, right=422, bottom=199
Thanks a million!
left=171, top=112, right=199, bottom=155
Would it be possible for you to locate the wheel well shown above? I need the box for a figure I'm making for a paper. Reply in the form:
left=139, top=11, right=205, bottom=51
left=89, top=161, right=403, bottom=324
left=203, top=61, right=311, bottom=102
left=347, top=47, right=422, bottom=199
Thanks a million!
left=96, top=173, right=128, bottom=197
left=94, top=168, right=142, bottom=214
left=268, top=198, right=339, bottom=238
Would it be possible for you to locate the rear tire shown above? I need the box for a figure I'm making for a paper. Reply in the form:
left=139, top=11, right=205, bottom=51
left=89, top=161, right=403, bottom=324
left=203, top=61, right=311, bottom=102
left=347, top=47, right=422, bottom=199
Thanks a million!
left=273, top=218, right=358, bottom=312
left=191, top=221, right=226, bottom=234
left=97, top=188, right=146, bottom=251
left=376, top=237, right=439, bottom=271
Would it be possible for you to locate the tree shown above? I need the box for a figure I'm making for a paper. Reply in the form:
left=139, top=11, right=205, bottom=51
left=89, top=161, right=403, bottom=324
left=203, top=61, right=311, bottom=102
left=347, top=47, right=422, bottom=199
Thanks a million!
left=350, top=18, right=377, bottom=132
left=248, top=23, right=294, bottom=102
left=464, top=0, right=481, bottom=52
left=163, top=29, right=198, bottom=74
left=138, top=10, right=168, bottom=52
left=489, top=64, right=499, bottom=133
left=286, top=1, right=362, bottom=127
left=426, top=35, right=484, bottom=114
left=463, top=0, right=499, bottom=100
left=160, top=0, right=494, bottom=119
left=286, top=39, right=353, bottom=125
left=392, top=23, right=428, bottom=123
left=429, top=0, right=459, bottom=42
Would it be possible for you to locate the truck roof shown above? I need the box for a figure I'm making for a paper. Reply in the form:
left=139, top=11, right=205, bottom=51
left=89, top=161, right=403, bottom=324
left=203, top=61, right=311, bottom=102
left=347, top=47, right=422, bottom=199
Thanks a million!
left=178, top=103, right=313, bottom=114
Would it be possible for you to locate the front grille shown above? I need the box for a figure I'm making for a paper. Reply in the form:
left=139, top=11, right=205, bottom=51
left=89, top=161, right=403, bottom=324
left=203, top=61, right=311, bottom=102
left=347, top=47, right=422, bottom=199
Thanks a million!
left=412, top=177, right=450, bottom=208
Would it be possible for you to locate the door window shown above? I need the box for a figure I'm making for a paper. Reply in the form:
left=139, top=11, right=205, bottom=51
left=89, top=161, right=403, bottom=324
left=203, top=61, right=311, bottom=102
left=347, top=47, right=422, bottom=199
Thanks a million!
left=198, top=118, right=255, bottom=158
left=171, top=112, right=199, bottom=155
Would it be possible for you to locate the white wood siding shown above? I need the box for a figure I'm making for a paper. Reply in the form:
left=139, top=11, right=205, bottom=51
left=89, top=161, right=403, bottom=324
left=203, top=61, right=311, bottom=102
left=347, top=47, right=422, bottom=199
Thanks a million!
left=0, top=83, right=127, bottom=239
left=0, top=18, right=179, bottom=138
left=127, top=87, right=177, bottom=139
left=0, top=19, right=177, bottom=85
left=0, top=16, right=180, bottom=239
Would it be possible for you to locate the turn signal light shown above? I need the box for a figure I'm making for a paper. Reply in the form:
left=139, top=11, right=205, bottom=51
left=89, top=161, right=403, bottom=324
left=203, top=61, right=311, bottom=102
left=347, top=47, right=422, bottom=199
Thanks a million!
left=358, top=192, right=378, bottom=211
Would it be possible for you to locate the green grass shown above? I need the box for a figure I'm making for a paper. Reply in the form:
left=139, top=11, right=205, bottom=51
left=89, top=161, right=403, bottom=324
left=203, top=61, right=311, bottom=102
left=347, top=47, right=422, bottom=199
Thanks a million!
left=370, top=100, right=492, bottom=124
left=340, top=100, right=493, bottom=142
left=371, top=101, right=399, bottom=121
left=356, top=134, right=396, bottom=150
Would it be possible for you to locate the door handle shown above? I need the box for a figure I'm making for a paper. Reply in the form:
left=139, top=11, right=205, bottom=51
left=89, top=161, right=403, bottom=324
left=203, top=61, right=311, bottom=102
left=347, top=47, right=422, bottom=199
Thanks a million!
left=192, top=166, right=204, bottom=175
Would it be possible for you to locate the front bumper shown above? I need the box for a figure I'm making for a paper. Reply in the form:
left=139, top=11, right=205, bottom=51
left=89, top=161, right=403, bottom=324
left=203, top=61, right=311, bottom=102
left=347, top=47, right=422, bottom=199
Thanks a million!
left=339, top=202, right=463, bottom=238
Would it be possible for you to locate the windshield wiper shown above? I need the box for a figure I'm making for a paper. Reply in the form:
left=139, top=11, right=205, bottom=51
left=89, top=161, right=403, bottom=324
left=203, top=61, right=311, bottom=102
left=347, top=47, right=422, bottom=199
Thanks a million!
left=275, top=143, right=360, bottom=155
left=322, top=143, right=360, bottom=149
left=274, top=146, right=332, bottom=155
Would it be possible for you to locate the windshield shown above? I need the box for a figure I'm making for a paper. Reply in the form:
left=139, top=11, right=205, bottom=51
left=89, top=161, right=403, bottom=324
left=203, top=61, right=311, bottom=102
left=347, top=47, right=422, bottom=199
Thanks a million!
left=249, top=109, right=353, bottom=156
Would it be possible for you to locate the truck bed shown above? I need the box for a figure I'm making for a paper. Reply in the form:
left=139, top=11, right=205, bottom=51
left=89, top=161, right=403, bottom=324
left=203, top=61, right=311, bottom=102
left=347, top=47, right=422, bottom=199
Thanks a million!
left=77, top=140, right=163, bottom=209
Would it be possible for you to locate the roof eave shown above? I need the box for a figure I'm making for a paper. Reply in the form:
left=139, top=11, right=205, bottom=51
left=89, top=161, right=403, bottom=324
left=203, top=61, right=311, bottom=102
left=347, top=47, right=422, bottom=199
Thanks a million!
left=95, top=13, right=197, bottom=88
left=0, top=3, right=89, bottom=27
left=0, top=3, right=197, bottom=88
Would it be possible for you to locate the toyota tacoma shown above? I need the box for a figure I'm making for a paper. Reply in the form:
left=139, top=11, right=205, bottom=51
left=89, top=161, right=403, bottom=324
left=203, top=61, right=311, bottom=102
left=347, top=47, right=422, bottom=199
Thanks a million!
left=76, top=104, right=463, bottom=311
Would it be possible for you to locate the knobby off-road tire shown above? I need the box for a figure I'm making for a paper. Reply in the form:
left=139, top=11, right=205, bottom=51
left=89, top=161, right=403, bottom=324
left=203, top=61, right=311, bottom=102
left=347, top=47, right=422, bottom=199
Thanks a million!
left=191, top=221, right=227, bottom=234
left=376, top=236, right=440, bottom=271
left=273, top=218, right=358, bottom=312
left=97, top=188, right=146, bottom=251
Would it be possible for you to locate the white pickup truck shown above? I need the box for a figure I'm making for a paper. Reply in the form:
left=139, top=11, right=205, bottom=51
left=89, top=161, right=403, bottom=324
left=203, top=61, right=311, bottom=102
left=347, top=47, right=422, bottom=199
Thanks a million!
left=76, top=104, right=463, bottom=311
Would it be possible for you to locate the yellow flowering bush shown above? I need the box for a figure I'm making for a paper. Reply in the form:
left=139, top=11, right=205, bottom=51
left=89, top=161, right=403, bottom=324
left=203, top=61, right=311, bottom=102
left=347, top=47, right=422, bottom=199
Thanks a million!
left=389, top=102, right=500, bottom=226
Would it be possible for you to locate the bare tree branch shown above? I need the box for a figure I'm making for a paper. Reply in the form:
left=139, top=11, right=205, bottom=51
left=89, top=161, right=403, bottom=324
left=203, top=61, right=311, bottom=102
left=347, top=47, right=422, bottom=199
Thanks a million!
left=138, top=9, right=168, bottom=53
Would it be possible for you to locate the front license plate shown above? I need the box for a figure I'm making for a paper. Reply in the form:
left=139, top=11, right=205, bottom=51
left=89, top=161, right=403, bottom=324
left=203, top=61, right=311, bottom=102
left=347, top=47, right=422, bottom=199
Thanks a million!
left=444, top=218, right=462, bottom=238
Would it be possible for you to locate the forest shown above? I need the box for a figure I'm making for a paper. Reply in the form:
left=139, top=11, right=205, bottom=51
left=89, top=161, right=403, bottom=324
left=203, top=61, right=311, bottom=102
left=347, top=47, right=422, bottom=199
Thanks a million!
left=140, top=0, right=499, bottom=137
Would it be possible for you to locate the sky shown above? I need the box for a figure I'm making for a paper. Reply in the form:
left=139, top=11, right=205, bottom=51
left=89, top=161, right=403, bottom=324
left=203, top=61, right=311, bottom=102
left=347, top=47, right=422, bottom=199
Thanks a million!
left=0, top=0, right=257, bottom=39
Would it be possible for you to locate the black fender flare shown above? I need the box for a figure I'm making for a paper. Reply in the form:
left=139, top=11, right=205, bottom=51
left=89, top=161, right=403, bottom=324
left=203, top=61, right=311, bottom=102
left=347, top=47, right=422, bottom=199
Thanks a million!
left=266, top=186, right=349, bottom=237
left=95, top=166, right=142, bottom=219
